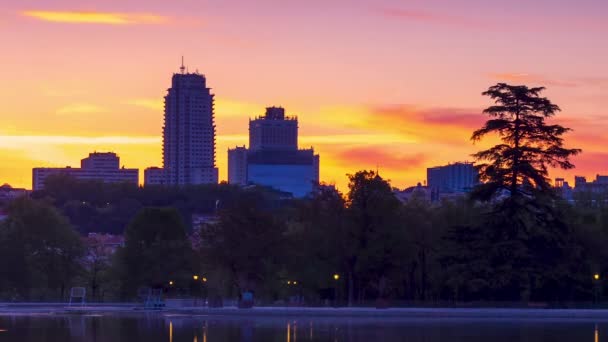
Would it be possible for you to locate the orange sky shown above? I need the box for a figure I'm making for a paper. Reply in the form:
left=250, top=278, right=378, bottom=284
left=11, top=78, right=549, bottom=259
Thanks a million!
left=1, top=0, right=607, bottom=191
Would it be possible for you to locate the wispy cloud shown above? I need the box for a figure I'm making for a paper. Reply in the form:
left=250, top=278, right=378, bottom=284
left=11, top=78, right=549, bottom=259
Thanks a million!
left=126, top=98, right=163, bottom=111
left=0, top=135, right=160, bottom=148
left=489, top=73, right=578, bottom=88
left=335, top=146, right=426, bottom=170
left=379, top=8, right=487, bottom=29
left=56, top=103, right=106, bottom=115
left=22, top=10, right=169, bottom=25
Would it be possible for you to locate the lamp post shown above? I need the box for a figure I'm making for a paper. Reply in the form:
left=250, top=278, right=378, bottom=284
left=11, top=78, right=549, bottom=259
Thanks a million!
left=333, top=274, right=340, bottom=307
left=594, top=273, right=601, bottom=305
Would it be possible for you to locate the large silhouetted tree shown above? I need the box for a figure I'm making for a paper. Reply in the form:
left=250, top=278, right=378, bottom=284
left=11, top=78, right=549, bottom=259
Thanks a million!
left=471, top=83, right=581, bottom=201
left=456, top=83, right=587, bottom=301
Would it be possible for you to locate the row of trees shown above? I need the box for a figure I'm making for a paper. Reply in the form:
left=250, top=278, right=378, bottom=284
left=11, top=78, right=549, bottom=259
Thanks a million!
left=1, top=83, right=606, bottom=305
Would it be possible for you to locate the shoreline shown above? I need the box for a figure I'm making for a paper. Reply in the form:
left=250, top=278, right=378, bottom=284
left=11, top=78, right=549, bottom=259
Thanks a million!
left=4, top=304, right=608, bottom=320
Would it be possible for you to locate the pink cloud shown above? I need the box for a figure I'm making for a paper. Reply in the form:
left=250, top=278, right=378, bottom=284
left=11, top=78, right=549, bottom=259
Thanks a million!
left=379, top=8, right=489, bottom=29
left=335, top=146, right=427, bottom=170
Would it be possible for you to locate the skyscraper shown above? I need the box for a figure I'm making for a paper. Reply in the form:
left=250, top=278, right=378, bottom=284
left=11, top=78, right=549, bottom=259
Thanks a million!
left=249, top=106, right=298, bottom=151
left=228, top=107, right=320, bottom=197
left=162, top=61, right=218, bottom=185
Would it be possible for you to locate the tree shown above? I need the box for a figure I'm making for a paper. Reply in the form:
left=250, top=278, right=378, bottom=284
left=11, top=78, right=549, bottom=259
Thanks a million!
left=471, top=83, right=581, bottom=201
left=0, top=198, right=84, bottom=300
left=198, top=190, right=286, bottom=301
left=345, top=171, right=404, bottom=306
left=454, top=83, right=587, bottom=301
left=114, top=207, right=194, bottom=297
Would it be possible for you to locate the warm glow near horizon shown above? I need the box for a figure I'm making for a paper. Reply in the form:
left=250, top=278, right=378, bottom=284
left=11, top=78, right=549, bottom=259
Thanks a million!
left=1, top=0, right=607, bottom=190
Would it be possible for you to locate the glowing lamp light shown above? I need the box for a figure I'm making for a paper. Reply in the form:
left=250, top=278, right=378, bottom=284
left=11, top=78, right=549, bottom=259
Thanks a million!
left=193, top=275, right=199, bottom=280
left=169, top=281, right=174, bottom=286
left=594, top=274, right=600, bottom=280
left=333, top=274, right=340, bottom=281
left=202, top=277, right=207, bottom=283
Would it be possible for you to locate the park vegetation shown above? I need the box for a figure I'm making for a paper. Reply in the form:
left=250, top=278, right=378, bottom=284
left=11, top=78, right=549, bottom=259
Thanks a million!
left=1, top=83, right=607, bottom=305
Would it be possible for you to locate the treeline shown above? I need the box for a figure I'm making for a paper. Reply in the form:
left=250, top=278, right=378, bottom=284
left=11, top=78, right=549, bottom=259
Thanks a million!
left=30, top=174, right=285, bottom=235
left=1, top=173, right=608, bottom=304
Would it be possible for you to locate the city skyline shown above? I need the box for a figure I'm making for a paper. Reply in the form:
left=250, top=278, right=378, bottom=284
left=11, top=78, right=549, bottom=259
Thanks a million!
left=1, top=0, right=607, bottom=190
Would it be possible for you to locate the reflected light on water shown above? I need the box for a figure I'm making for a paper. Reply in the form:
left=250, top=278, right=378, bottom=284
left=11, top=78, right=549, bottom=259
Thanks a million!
left=595, top=324, right=599, bottom=342
left=169, top=321, right=173, bottom=342
left=287, top=322, right=290, bottom=342
left=309, top=321, right=313, bottom=340
left=203, top=321, right=208, bottom=342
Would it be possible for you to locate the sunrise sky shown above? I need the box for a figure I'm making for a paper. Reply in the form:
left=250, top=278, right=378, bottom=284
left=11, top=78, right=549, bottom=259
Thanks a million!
left=1, top=0, right=607, bottom=190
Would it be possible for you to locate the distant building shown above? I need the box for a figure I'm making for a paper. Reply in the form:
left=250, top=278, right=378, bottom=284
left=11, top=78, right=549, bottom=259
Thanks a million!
left=426, top=162, right=478, bottom=201
left=162, top=62, right=218, bottom=185
left=227, top=107, right=320, bottom=198
left=247, top=149, right=319, bottom=198
left=427, top=162, right=477, bottom=193
left=249, top=106, right=298, bottom=151
left=395, top=183, right=431, bottom=202
left=144, top=167, right=165, bottom=186
left=554, top=177, right=574, bottom=201
left=574, top=174, right=608, bottom=194
left=32, top=152, right=138, bottom=191
left=227, top=146, right=248, bottom=186
left=0, top=184, right=29, bottom=201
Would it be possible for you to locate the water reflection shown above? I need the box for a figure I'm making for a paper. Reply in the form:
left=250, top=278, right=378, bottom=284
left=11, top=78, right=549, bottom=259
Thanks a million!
left=0, top=314, right=605, bottom=341
left=595, top=324, right=598, bottom=342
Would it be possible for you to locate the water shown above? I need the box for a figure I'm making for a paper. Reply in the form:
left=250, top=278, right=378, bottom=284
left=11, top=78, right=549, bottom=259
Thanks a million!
left=0, top=314, right=606, bottom=341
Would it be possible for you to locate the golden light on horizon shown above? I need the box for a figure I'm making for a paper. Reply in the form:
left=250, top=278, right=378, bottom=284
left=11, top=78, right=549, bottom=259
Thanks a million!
left=22, top=10, right=168, bottom=25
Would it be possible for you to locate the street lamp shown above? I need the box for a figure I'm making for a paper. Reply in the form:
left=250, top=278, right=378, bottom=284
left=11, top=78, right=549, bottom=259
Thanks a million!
left=169, top=280, right=174, bottom=286
left=333, top=274, right=340, bottom=281
left=193, top=275, right=199, bottom=281
left=595, top=273, right=600, bottom=281
left=202, top=277, right=208, bottom=283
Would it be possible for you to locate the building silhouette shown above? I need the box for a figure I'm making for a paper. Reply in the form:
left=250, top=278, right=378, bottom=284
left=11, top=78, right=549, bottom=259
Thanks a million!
left=427, top=162, right=478, bottom=200
left=32, top=152, right=138, bottom=190
left=228, top=107, right=319, bottom=197
left=161, top=61, right=218, bottom=185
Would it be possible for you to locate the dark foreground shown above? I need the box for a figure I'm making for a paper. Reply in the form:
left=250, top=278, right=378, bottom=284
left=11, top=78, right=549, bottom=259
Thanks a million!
left=0, top=310, right=608, bottom=341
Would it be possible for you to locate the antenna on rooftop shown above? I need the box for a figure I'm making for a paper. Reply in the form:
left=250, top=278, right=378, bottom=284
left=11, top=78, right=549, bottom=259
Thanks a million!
left=180, top=56, right=186, bottom=74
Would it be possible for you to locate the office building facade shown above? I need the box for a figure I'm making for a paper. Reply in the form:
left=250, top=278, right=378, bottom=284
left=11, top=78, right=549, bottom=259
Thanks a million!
left=32, top=152, right=138, bottom=190
left=228, top=107, right=320, bottom=197
left=427, top=162, right=478, bottom=194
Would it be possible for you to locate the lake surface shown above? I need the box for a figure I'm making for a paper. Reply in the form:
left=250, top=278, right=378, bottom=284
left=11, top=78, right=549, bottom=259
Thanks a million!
left=0, top=314, right=606, bottom=341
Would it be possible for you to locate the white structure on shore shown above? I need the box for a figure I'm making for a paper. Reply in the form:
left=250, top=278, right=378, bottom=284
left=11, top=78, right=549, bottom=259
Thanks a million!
left=32, top=152, right=138, bottom=190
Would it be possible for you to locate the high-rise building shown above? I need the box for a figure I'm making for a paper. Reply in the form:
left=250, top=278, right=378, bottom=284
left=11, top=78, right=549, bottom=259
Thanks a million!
left=249, top=107, right=298, bottom=151
left=227, top=146, right=248, bottom=185
left=228, top=107, right=320, bottom=197
left=32, top=152, right=138, bottom=190
left=162, top=62, right=218, bottom=185
left=144, top=167, right=165, bottom=186
left=427, top=162, right=478, bottom=194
